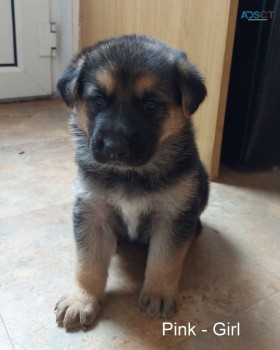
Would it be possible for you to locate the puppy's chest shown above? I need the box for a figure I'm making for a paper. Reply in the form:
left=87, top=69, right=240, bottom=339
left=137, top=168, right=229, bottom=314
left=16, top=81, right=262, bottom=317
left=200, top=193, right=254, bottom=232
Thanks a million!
left=116, top=198, right=151, bottom=240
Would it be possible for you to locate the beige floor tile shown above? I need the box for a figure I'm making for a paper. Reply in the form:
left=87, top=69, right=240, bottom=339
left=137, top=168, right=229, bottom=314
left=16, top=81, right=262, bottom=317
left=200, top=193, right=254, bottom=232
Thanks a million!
left=204, top=172, right=280, bottom=279
left=0, top=139, right=76, bottom=219
left=0, top=337, right=14, bottom=350
left=170, top=291, right=280, bottom=350
left=0, top=99, right=69, bottom=147
left=0, top=315, right=14, bottom=350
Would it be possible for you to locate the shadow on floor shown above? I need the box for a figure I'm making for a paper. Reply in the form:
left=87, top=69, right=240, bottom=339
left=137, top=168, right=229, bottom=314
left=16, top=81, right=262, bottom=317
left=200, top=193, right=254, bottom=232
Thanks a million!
left=70, top=223, right=268, bottom=348
left=217, top=166, right=280, bottom=194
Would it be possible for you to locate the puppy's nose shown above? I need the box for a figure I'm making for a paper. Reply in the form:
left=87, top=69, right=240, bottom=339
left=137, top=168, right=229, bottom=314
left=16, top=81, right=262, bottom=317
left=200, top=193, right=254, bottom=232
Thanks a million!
left=103, top=138, right=129, bottom=159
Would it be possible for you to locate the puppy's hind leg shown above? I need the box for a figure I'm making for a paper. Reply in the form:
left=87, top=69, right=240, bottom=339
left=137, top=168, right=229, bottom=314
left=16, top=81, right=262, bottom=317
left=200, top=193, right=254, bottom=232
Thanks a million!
left=55, top=198, right=117, bottom=330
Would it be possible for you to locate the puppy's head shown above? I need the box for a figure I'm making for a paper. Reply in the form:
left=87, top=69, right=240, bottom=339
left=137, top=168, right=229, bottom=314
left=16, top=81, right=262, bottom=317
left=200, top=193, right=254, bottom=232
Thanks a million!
left=58, top=35, right=206, bottom=168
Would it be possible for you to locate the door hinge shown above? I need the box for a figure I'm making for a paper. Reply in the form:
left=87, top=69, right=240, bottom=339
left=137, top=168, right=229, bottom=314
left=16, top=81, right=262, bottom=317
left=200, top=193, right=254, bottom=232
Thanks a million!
left=39, top=23, right=57, bottom=57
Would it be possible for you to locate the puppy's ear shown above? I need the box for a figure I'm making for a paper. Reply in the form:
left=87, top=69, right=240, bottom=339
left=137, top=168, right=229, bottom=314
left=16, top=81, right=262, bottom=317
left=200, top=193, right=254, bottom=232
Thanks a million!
left=57, top=53, right=86, bottom=107
left=177, top=52, right=207, bottom=116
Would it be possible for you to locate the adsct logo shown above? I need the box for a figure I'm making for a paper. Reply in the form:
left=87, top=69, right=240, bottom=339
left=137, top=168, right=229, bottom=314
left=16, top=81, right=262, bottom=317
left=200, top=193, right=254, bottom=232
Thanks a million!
left=241, top=10, right=275, bottom=21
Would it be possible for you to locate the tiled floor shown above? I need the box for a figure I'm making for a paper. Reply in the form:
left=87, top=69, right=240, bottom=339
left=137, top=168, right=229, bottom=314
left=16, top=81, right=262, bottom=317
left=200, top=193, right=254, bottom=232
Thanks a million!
left=0, top=99, right=279, bottom=350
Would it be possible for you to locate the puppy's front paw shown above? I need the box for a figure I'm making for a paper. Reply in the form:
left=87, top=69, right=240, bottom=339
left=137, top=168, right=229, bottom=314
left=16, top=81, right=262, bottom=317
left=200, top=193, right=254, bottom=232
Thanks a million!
left=55, top=288, right=101, bottom=330
left=139, top=290, right=177, bottom=318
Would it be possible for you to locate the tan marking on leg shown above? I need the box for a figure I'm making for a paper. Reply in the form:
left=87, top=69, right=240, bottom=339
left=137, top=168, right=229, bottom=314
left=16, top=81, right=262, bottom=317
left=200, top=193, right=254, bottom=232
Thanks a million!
left=144, top=218, right=192, bottom=296
left=139, top=216, right=195, bottom=318
left=75, top=199, right=116, bottom=298
left=74, top=103, right=89, bottom=134
left=56, top=198, right=116, bottom=329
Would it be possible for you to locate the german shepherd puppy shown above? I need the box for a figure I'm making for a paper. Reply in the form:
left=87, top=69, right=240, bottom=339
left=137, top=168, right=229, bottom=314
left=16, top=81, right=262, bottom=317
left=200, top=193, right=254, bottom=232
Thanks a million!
left=55, top=34, right=209, bottom=330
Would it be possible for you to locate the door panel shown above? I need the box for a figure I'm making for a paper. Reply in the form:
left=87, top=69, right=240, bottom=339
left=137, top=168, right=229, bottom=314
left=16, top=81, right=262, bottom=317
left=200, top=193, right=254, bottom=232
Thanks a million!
left=0, top=0, right=53, bottom=99
left=0, top=0, right=15, bottom=65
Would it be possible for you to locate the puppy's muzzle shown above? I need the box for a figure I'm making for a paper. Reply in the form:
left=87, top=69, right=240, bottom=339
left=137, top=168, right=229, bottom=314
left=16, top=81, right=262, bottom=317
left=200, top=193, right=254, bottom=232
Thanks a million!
left=91, top=124, right=155, bottom=167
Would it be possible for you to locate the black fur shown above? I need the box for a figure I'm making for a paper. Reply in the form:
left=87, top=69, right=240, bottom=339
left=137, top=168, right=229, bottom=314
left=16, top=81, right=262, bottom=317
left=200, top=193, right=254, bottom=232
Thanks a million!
left=58, top=34, right=210, bottom=242
left=56, top=35, right=210, bottom=327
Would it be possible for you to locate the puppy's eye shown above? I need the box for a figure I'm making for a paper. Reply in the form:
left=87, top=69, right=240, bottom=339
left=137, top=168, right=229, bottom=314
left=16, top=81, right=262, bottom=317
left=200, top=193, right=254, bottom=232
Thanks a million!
left=144, top=100, right=158, bottom=112
left=92, top=95, right=107, bottom=107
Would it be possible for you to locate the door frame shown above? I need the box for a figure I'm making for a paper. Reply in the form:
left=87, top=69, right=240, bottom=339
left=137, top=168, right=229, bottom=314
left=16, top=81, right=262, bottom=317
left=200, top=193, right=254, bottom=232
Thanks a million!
left=51, top=0, right=80, bottom=93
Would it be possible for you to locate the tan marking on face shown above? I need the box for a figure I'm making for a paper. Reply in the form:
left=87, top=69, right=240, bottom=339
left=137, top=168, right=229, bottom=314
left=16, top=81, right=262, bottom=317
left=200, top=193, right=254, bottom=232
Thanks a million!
left=182, top=93, right=192, bottom=118
left=95, top=69, right=116, bottom=94
left=159, top=106, right=186, bottom=143
left=134, top=74, right=157, bottom=97
left=71, top=102, right=89, bottom=135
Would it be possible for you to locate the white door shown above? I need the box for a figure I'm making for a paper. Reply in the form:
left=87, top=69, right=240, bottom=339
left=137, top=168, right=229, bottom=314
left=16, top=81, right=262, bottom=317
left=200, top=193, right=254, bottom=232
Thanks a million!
left=0, top=0, right=56, bottom=99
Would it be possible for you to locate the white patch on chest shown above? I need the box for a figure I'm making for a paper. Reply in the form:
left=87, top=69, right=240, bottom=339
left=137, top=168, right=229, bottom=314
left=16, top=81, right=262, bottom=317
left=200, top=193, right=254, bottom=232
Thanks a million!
left=117, top=198, right=149, bottom=240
